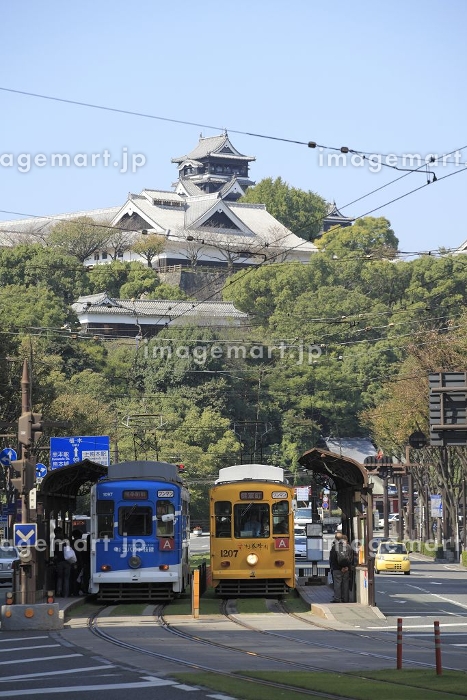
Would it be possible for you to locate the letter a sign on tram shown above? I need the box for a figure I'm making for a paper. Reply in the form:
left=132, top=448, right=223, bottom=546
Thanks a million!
left=274, top=537, right=290, bottom=549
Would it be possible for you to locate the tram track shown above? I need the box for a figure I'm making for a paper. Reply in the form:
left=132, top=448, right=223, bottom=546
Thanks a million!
left=85, top=603, right=467, bottom=699
left=219, top=598, right=467, bottom=672
left=158, top=598, right=465, bottom=674
left=83, top=597, right=467, bottom=673
left=87, top=606, right=352, bottom=700
left=84, top=602, right=467, bottom=700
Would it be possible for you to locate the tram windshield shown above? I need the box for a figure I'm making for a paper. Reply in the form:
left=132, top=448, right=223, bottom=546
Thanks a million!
left=214, top=501, right=232, bottom=538
left=235, top=503, right=270, bottom=538
left=156, top=500, right=175, bottom=536
left=119, top=505, right=153, bottom=536
left=272, top=500, right=290, bottom=535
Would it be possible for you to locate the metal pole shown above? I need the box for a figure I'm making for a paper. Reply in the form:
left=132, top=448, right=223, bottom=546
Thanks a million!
left=406, top=445, right=415, bottom=540
left=192, top=568, right=199, bottom=619
left=383, top=476, right=389, bottom=538
left=463, top=478, right=466, bottom=552
left=397, top=617, right=403, bottom=669
left=434, top=620, right=442, bottom=675
left=366, top=488, right=375, bottom=607
left=425, top=486, right=431, bottom=542
left=397, top=477, right=404, bottom=541
left=20, top=360, right=36, bottom=604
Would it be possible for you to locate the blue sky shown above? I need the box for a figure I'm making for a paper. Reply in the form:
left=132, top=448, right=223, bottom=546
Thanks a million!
left=1, top=1, right=466, bottom=253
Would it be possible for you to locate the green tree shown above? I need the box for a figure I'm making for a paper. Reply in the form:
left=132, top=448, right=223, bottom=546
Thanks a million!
left=88, top=260, right=134, bottom=297
left=240, top=177, right=328, bottom=240
left=48, top=217, right=113, bottom=263
left=131, top=233, right=165, bottom=268
left=317, top=216, right=399, bottom=259
left=360, top=322, right=467, bottom=540
left=0, top=285, right=70, bottom=330
left=0, top=244, right=89, bottom=303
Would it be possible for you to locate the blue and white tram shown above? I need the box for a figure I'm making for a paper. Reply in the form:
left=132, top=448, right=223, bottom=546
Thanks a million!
left=90, top=460, right=190, bottom=602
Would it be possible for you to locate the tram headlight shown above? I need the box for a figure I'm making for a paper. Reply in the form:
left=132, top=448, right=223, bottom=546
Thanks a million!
left=128, top=555, right=142, bottom=569
left=274, top=560, right=285, bottom=567
left=246, top=554, right=259, bottom=566
left=159, top=564, right=169, bottom=571
left=100, top=564, right=112, bottom=572
left=220, top=561, right=230, bottom=568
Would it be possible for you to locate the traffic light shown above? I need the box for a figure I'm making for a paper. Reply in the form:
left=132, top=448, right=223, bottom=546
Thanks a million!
left=18, top=412, right=43, bottom=448
left=10, top=458, right=36, bottom=495
left=378, top=466, right=394, bottom=480
left=10, top=460, right=23, bottom=493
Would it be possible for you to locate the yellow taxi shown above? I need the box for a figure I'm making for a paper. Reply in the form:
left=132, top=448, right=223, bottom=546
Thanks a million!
left=374, top=541, right=410, bottom=575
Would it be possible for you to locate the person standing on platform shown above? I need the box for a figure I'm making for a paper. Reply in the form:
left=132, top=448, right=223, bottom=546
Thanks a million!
left=53, top=527, right=72, bottom=598
left=329, top=532, right=352, bottom=603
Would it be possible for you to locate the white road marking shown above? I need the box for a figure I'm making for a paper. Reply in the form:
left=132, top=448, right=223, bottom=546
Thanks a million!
left=0, top=636, right=48, bottom=643
left=0, top=680, right=177, bottom=696
left=0, top=665, right=115, bottom=682
left=0, top=645, right=60, bottom=654
left=0, top=653, right=82, bottom=666
left=369, top=622, right=467, bottom=630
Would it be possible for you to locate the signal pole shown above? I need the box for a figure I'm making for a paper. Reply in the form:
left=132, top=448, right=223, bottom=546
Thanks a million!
left=13, top=360, right=41, bottom=604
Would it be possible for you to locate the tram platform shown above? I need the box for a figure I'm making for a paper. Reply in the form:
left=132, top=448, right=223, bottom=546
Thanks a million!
left=295, top=575, right=387, bottom=627
left=54, top=584, right=387, bottom=631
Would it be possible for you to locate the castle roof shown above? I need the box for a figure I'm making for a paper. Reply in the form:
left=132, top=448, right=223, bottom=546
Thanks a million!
left=172, top=132, right=255, bottom=164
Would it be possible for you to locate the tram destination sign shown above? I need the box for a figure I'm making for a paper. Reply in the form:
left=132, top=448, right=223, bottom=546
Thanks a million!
left=50, top=435, right=110, bottom=469
left=240, top=491, right=263, bottom=500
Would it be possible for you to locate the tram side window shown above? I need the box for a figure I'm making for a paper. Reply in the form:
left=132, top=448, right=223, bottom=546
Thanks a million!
left=214, top=501, right=232, bottom=538
left=235, top=503, right=269, bottom=538
left=272, top=500, right=289, bottom=535
left=119, top=505, right=153, bottom=536
left=96, top=500, right=114, bottom=538
left=156, top=500, right=175, bottom=536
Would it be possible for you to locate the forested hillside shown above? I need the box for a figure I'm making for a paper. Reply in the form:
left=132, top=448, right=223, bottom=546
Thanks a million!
left=2, top=216, right=467, bottom=523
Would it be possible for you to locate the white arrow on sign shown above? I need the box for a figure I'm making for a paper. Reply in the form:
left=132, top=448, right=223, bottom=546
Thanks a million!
left=16, top=528, right=35, bottom=544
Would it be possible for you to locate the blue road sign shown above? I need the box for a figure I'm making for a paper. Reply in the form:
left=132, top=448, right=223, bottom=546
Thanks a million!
left=322, top=501, right=329, bottom=509
left=14, top=523, right=37, bottom=547
left=50, top=436, right=110, bottom=469
left=36, top=463, right=47, bottom=479
left=0, top=447, right=17, bottom=466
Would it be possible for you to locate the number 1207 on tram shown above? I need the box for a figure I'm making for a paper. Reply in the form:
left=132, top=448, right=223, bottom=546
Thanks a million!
left=210, top=464, right=295, bottom=597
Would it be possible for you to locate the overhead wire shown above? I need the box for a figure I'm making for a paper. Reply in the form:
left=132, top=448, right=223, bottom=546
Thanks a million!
left=2, top=89, right=467, bottom=396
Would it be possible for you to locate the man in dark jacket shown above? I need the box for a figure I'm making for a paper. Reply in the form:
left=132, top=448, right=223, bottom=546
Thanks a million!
left=53, top=527, right=71, bottom=598
left=329, top=532, right=351, bottom=603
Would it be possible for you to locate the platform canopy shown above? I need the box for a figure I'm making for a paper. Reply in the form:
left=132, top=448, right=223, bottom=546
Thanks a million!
left=298, top=447, right=368, bottom=491
left=38, top=459, right=108, bottom=516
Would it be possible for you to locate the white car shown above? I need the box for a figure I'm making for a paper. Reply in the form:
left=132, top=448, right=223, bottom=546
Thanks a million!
left=294, top=507, right=313, bottom=529
left=294, top=535, right=307, bottom=558
left=0, top=545, right=20, bottom=585
left=378, top=513, right=399, bottom=528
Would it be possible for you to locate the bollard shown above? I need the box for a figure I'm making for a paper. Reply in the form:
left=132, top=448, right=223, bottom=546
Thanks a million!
left=192, top=569, right=199, bottom=619
left=396, top=617, right=403, bottom=669
left=434, top=620, right=442, bottom=675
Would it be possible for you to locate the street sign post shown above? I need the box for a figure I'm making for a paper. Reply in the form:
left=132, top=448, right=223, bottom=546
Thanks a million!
left=50, top=436, right=110, bottom=469
left=35, top=463, right=47, bottom=479
left=13, top=523, right=37, bottom=547
left=0, top=447, right=17, bottom=466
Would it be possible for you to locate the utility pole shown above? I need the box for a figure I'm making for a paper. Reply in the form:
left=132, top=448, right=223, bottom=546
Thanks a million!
left=10, top=360, right=43, bottom=604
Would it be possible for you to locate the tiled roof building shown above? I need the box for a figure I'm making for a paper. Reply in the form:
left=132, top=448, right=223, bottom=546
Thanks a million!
left=0, top=132, right=318, bottom=269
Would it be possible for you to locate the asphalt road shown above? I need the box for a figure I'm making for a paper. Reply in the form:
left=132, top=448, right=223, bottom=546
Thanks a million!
left=1, top=539, right=466, bottom=698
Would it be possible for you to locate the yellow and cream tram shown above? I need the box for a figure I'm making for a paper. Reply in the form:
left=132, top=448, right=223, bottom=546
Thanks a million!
left=210, top=464, right=295, bottom=596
